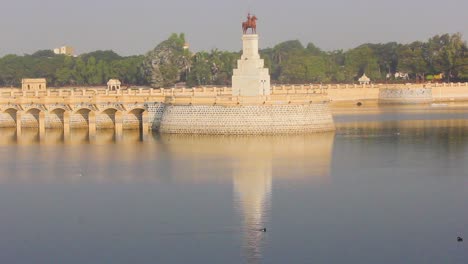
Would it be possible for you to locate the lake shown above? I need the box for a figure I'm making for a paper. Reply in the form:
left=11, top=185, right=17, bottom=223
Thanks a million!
left=0, top=104, right=467, bottom=263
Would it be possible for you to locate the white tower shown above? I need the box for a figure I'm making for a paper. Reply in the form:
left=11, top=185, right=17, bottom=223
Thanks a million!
left=232, top=34, right=271, bottom=96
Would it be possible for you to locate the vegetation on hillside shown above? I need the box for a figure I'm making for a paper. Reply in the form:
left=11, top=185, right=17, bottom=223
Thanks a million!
left=0, top=33, right=466, bottom=87
left=0, top=50, right=146, bottom=87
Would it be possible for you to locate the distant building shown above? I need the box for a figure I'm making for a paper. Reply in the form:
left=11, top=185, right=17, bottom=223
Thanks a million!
left=358, top=73, right=370, bottom=85
left=22, top=78, right=47, bottom=91
left=107, top=79, right=121, bottom=91
left=53, top=46, right=74, bottom=56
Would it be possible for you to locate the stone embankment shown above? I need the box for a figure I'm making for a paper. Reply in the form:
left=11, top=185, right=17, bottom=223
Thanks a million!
left=0, top=86, right=331, bottom=136
left=322, top=82, right=468, bottom=103
left=0, top=82, right=467, bottom=136
left=160, top=95, right=335, bottom=135
left=379, top=86, right=433, bottom=104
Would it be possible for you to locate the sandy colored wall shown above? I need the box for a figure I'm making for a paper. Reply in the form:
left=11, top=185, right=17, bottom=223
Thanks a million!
left=327, top=83, right=468, bottom=102
left=327, top=87, right=380, bottom=102
left=432, top=85, right=468, bottom=102
left=159, top=103, right=335, bottom=135
left=0, top=83, right=467, bottom=132
left=379, top=87, right=433, bottom=104
left=0, top=104, right=166, bottom=130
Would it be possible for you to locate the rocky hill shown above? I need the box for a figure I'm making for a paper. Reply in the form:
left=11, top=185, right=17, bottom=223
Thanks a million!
left=142, top=33, right=191, bottom=88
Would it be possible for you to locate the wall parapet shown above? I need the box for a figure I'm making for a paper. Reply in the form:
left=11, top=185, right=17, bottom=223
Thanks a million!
left=1, top=82, right=467, bottom=101
left=379, top=87, right=433, bottom=104
left=164, top=94, right=329, bottom=106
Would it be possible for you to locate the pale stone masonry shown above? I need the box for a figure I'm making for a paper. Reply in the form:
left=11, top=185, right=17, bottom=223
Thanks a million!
left=159, top=104, right=335, bottom=135
left=232, top=34, right=271, bottom=96
left=159, top=31, right=334, bottom=135
left=107, top=79, right=121, bottom=91
left=22, top=78, right=46, bottom=91
left=379, top=86, right=433, bottom=104
left=1, top=82, right=467, bottom=137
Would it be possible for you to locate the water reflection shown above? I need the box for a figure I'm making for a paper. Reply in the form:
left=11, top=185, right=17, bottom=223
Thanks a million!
left=333, top=119, right=468, bottom=182
left=332, top=102, right=468, bottom=116
left=160, top=134, right=335, bottom=263
left=231, top=138, right=272, bottom=264
left=0, top=115, right=467, bottom=263
left=337, top=119, right=468, bottom=137
left=158, top=134, right=335, bottom=183
left=0, top=127, right=148, bottom=146
left=0, top=129, right=162, bottom=184
left=0, top=129, right=335, bottom=263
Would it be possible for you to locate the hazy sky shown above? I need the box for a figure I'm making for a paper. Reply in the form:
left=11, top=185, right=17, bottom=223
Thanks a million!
left=0, top=0, right=467, bottom=56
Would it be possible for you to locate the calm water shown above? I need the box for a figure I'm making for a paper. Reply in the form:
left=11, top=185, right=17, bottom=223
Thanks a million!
left=0, top=105, right=467, bottom=264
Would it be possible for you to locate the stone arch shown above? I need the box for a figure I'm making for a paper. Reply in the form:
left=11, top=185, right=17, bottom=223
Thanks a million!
left=46, top=108, right=66, bottom=129
left=124, top=108, right=146, bottom=130
left=71, top=108, right=92, bottom=128
left=21, top=108, right=41, bottom=128
left=48, top=106, right=68, bottom=113
left=0, top=108, right=18, bottom=128
left=97, top=108, right=120, bottom=129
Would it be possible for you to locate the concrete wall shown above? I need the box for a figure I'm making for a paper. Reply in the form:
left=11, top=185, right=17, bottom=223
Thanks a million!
left=327, top=86, right=380, bottom=102
left=326, top=83, right=468, bottom=103
left=432, top=83, right=468, bottom=101
left=379, top=87, right=433, bottom=104
left=159, top=103, right=335, bottom=135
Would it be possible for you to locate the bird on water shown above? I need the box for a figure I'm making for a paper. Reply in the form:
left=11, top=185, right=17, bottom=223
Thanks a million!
left=260, top=228, right=266, bottom=232
left=457, top=237, right=463, bottom=242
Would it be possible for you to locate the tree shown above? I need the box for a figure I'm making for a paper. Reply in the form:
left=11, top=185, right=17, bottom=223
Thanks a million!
left=367, top=42, right=400, bottom=76
left=81, top=50, right=122, bottom=63
left=31, top=50, right=56, bottom=58
left=344, top=45, right=380, bottom=81
left=397, top=41, right=428, bottom=81
left=73, top=57, right=87, bottom=85
left=1, top=33, right=466, bottom=87
left=86, top=57, right=100, bottom=85
left=441, top=33, right=466, bottom=81
left=306, top=42, right=324, bottom=56
left=55, top=56, right=76, bottom=86
left=187, top=52, right=211, bottom=86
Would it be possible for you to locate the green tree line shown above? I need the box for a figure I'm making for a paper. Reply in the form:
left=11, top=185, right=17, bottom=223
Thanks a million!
left=187, top=33, right=466, bottom=86
left=258, top=33, right=467, bottom=84
left=0, top=33, right=466, bottom=87
left=0, top=50, right=147, bottom=87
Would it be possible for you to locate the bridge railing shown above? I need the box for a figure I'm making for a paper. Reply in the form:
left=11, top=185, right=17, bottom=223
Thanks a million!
left=164, top=93, right=329, bottom=106
left=1, top=82, right=467, bottom=100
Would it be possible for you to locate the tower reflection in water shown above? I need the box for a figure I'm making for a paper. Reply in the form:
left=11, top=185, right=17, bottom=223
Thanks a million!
left=160, top=133, right=335, bottom=263
left=0, top=128, right=335, bottom=263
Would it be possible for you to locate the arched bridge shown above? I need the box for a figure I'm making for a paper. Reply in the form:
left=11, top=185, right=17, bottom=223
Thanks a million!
left=0, top=86, right=330, bottom=138
left=0, top=88, right=172, bottom=138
